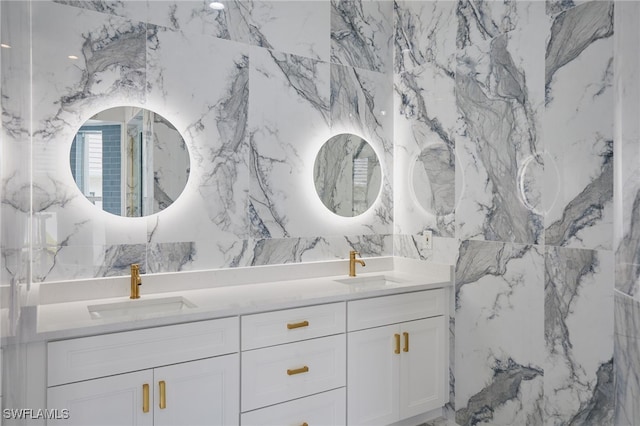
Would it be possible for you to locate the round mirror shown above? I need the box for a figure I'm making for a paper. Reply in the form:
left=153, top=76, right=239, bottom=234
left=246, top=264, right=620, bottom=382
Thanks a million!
left=313, top=133, right=382, bottom=217
left=70, top=107, right=190, bottom=217
left=411, top=145, right=455, bottom=215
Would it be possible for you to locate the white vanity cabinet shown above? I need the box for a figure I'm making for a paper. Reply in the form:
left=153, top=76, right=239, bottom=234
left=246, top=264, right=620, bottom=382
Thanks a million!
left=46, top=317, right=239, bottom=426
left=347, top=290, right=447, bottom=426
left=240, top=302, right=347, bottom=425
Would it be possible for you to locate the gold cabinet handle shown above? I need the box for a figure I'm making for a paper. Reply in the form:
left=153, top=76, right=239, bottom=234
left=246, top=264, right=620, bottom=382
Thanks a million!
left=301, top=423, right=309, bottom=426
left=394, top=334, right=400, bottom=354
left=159, top=380, right=166, bottom=409
left=287, top=366, right=310, bottom=375
left=142, top=384, right=149, bottom=413
left=403, top=332, right=409, bottom=352
left=287, top=320, right=310, bottom=330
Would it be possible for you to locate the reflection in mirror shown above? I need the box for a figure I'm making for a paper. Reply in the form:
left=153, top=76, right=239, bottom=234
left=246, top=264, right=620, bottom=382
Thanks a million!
left=313, top=133, right=381, bottom=217
left=411, top=145, right=455, bottom=215
left=70, top=107, right=190, bottom=217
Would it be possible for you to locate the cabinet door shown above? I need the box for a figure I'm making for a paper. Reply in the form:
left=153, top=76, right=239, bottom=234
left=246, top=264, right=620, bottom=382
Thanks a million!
left=47, top=370, right=153, bottom=426
left=399, top=317, right=446, bottom=419
left=153, top=354, right=239, bottom=426
left=347, top=324, right=400, bottom=426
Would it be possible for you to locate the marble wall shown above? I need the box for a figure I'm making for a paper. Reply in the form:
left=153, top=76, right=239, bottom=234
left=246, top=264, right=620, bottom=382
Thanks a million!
left=1, top=0, right=636, bottom=424
left=393, top=1, right=618, bottom=425
left=0, top=0, right=395, bottom=287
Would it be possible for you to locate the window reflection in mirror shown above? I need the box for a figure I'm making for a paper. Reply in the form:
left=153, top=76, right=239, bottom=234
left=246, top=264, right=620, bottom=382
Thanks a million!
left=70, top=107, right=190, bottom=217
left=313, top=133, right=382, bottom=217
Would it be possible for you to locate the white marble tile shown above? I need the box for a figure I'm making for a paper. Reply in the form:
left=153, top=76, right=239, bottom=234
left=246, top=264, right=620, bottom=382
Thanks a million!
left=249, top=234, right=393, bottom=267
left=146, top=25, right=250, bottom=242
left=248, top=47, right=330, bottom=239
left=455, top=1, right=545, bottom=245
left=147, top=1, right=330, bottom=62
left=614, top=1, right=640, bottom=300
left=455, top=240, right=544, bottom=426
left=330, top=0, right=392, bottom=74
left=614, top=292, right=640, bottom=425
left=393, top=235, right=458, bottom=266
left=544, top=2, right=614, bottom=250
left=53, top=0, right=149, bottom=22
left=394, top=63, right=456, bottom=238
left=544, top=246, right=614, bottom=425
left=394, top=0, right=457, bottom=75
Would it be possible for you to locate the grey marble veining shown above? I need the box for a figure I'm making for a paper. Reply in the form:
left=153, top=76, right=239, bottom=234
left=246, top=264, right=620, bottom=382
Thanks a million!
left=248, top=47, right=330, bottom=240
left=544, top=1, right=614, bottom=251
left=146, top=242, right=195, bottom=274
left=331, top=0, right=392, bottom=74
left=455, top=240, right=532, bottom=309
left=614, top=1, right=640, bottom=302
left=143, top=23, right=250, bottom=248
left=456, top=358, right=543, bottom=426
left=544, top=246, right=614, bottom=425
left=96, top=244, right=146, bottom=277
left=614, top=293, right=640, bottom=425
left=249, top=234, right=392, bottom=267
left=545, top=2, right=614, bottom=100
left=330, top=64, right=391, bottom=153
left=393, top=1, right=457, bottom=241
left=545, top=145, right=613, bottom=248
left=455, top=1, right=543, bottom=245
left=393, top=235, right=458, bottom=266
left=455, top=240, right=544, bottom=425
left=394, top=0, right=456, bottom=75
left=52, top=0, right=148, bottom=22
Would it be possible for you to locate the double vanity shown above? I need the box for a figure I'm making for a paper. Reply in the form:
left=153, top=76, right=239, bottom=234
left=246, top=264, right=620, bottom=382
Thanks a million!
left=16, top=256, right=451, bottom=426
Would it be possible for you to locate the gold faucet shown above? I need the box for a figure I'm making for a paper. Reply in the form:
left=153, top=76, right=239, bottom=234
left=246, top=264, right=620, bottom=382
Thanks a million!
left=130, top=264, right=142, bottom=299
left=349, top=251, right=366, bottom=277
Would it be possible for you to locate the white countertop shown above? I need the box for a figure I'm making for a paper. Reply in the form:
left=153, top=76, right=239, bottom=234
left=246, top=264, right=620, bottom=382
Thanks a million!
left=30, top=257, right=452, bottom=341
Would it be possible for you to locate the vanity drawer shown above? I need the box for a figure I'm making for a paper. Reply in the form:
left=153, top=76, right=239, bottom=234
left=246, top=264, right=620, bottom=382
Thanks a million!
left=241, top=334, right=346, bottom=412
left=347, top=289, right=445, bottom=332
left=48, top=317, right=239, bottom=386
left=241, top=387, right=346, bottom=426
left=242, top=302, right=346, bottom=350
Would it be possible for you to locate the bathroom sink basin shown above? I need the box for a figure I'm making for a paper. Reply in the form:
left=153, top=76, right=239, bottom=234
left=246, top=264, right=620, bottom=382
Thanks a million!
left=88, top=296, right=196, bottom=319
left=335, top=274, right=407, bottom=287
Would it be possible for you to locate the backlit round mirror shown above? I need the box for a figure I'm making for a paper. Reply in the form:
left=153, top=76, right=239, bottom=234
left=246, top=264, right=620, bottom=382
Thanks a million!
left=70, top=106, right=190, bottom=217
left=313, top=133, right=381, bottom=217
left=411, top=145, right=455, bottom=215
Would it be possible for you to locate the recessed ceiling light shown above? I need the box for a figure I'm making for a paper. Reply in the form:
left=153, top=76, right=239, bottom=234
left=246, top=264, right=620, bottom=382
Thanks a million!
left=68, top=55, right=79, bottom=60
left=209, top=2, right=224, bottom=10
left=0, top=43, right=11, bottom=49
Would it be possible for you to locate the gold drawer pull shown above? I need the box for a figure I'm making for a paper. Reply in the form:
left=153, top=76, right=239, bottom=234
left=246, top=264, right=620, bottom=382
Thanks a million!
left=287, top=366, right=309, bottom=375
left=301, top=423, right=309, bottom=426
left=142, top=384, right=149, bottom=413
left=287, top=320, right=309, bottom=330
left=159, top=380, right=166, bottom=409
left=394, top=334, right=400, bottom=354
left=403, top=332, right=409, bottom=352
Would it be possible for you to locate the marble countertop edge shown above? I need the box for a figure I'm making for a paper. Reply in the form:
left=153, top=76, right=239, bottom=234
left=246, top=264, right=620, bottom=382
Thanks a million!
left=11, top=257, right=454, bottom=343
